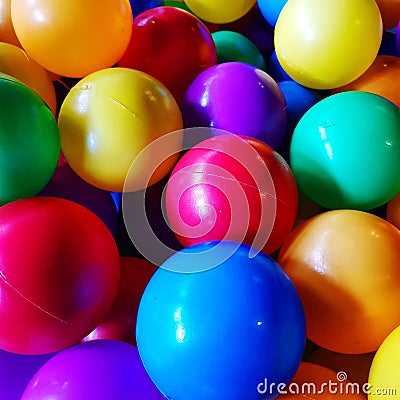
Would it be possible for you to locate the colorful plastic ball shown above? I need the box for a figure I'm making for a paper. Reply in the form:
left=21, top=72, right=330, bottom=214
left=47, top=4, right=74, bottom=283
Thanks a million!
left=163, top=0, right=191, bottom=12
left=379, top=30, right=398, bottom=56
left=397, top=21, right=400, bottom=55
left=375, top=0, right=400, bottom=30
left=181, top=62, right=287, bottom=149
left=274, top=0, right=383, bottom=89
left=290, top=91, right=400, bottom=210
left=166, top=134, right=298, bottom=255
left=58, top=68, right=183, bottom=193
left=83, top=257, right=157, bottom=345
left=224, top=7, right=274, bottom=60
left=309, top=348, right=375, bottom=387
left=119, top=6, right=217, bottom=104
left=129, top=0, right=163, bottom=16
left=11, top=0, right=133, bottom=78
left=0, top=349, right=54, bottom=400
left=257, top=0, right=287, bottom=26
left=184, top=0, right=256, bottom=24
left=0, top=73, right=60, bottom=205
left=368, top=325, right=400, bottom=399
left=39, top=164, right=119, bottom=236
left=278, top=362, right=365, bottom=399
left=333, top=55, right=400, bottom=107
left=21, top=340, right=165, bottom=400
left=212, top=30, right=266, bottom=69
left=0, top=197, right=120, bottom=355
left=278, top=209, right=400, bottom=354
left=137, top=241, right=306, bottom=400
left=0, top=0, right=20, bottom=46
left=0, top=43, right=56, bottom=114
left=266, top=50, right=293, bottom=83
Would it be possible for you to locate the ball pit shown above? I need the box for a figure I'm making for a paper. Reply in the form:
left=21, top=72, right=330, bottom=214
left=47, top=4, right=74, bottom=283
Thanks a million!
left=0, top=0, right=400, bottom=397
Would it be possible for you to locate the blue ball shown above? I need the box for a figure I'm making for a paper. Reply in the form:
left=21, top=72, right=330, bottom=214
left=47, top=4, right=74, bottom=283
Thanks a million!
left=266, top=50, right=293, bottom=83
left=257, top=0, right=288, bottom=26
left=136, top=241, right=306, bottom=400
left=129, top=0, right=163, bottom=17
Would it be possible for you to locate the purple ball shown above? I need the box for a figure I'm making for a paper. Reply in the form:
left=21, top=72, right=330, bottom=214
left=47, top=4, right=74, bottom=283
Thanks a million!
left=397, top=22, right=400, bottom=56
left=40, top=164, right=118, bottom=235
left=21, top=340, right=165, bottom=400
left=0, top=349, right=53, bottom=400
left=181, top=62, right=287, bottom=149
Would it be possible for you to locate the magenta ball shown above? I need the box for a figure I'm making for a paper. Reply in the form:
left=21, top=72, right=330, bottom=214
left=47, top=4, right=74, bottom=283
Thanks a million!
left=181, top=62, right=287, bottom=149
left=21, top=340, right=165, bottom=400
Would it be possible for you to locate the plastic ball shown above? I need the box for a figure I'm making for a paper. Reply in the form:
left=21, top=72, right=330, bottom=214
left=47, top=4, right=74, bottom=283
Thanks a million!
left=278, top=362, right=365, bottom=399
left=119, top=6, right=217, bottom=104
left=83, top=257, right=157, bottom=345
left=0, top=349, right=54, bottom=400
left=0, top=73, right=60, bottom=205
left=375, top=0, right=400, bottom=30
left=0, top=197, right=120, bottom=355
left=21, top=340, right=165, bottom=400
left=58, top=68, right=183, bottom=193
left=163, top=1, right=191, bottom=12
left=0, top=43, right=56, bottom=114
left=0, top=0, right=20, bottom=46
left=11, top=0, right=133, bottom=78
left=137, top=241, right=306, bottom=400
left=266, top=50, right=293, bottom=83
left=166, top=134, right=298, bottom=255
left=129, top=0, right=163, bottom=16
left=257, top=0, right=287, bottom=26
left=39, top=164, right=119, bottom=236
left=274, top=0, right=383, bottom=89
left=333, top=55, right=400, bottom=107
left=183, top=0, right=256, bottom=24
left=368, top=325, right=400, bottom=399
left=181, top=62, right=287, bottom=149
left=212, top=30, right=266, bottom=69
left=379, top=30, right=398, bottom=56
left=290, top=91, right=400, bottom=210
left=278, top=209, right=400, bottom=354
left=397, top=21, right=400, bottom=55
left=224, top=7, right=274, bottom=61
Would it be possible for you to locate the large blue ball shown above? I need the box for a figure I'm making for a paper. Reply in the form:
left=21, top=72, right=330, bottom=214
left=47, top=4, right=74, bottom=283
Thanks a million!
left=136, top=241, right=306, bottom=400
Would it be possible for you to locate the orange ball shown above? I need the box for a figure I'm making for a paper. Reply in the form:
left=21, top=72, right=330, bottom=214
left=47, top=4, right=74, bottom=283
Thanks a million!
left=278, top=210, right=400, bottom=354
left=278, top=362, right=365, bottom=399
left=333, top=56, right=400, bottom=108
left=0, top=42, right=56, bottom=114
left=11, top=0, right=133, bottom=78
left=375, top=0, right=400, bottom=30
left=387, top=192, right=400, bottom=229
left=0, top=0, right=20, bottom=46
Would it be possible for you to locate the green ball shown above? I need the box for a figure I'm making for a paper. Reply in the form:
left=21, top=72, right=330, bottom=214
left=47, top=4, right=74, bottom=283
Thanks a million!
left=290, top=91, right=400, bottom=210
left=211, top=30, right=266, bottom=70
left=163, top=1, right=191, bottom=12
left=0, top=74, right=60, bottom=204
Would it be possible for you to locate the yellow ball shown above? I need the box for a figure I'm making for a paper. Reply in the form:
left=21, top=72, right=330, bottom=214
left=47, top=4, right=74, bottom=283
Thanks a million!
left=184, top=0, right=256, bottom=24
left=274, top=0, right=383, bottom=89
left=368, top=325, right=400, bottom=399
left=58, top=68, right=183, bottom=192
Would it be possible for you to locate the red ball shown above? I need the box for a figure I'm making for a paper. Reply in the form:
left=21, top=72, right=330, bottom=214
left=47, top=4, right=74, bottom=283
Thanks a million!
left=82, top=257, right=157, bottom=346
left=0, top=197, right=120, bottom=355
left=119, top=6, right=217, bottom=104
left=166, top=134, right=298, bottom=254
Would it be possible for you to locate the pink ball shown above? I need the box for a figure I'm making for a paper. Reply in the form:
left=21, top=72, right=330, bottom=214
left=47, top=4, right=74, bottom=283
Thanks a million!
left=165, top=134, right=298, bottom=254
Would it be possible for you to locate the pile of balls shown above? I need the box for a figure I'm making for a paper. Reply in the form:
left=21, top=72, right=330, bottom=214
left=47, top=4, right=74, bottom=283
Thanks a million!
left=0, top=0, right=399, bottom=398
